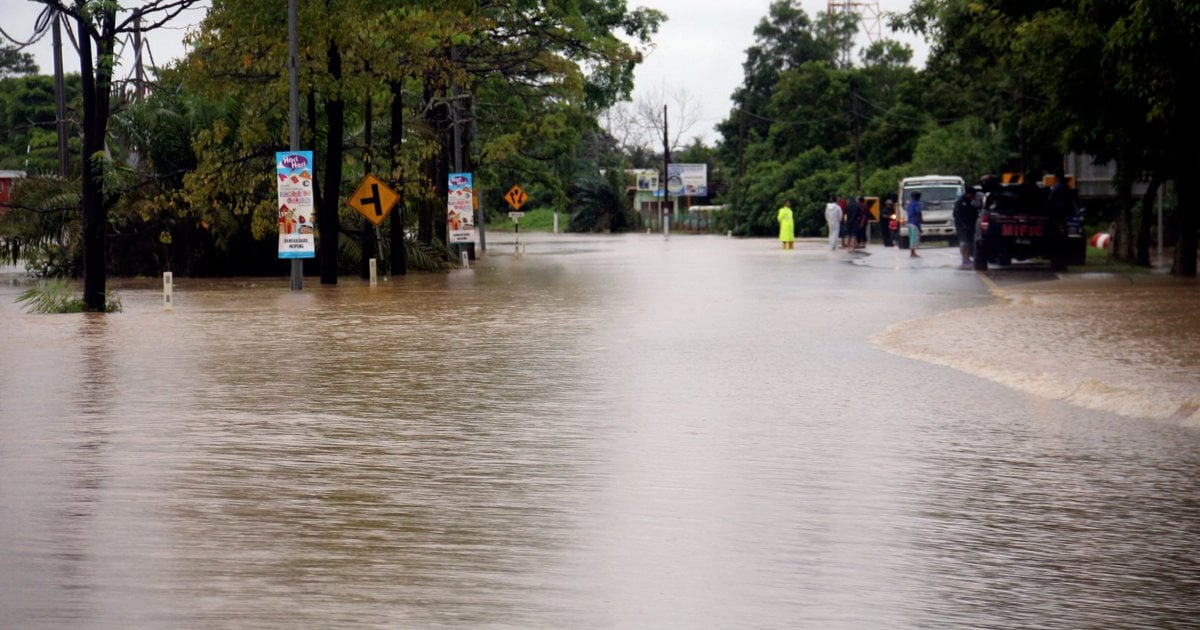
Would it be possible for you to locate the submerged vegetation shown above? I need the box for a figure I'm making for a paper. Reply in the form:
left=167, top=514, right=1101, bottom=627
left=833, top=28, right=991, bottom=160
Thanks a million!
left=16, top=277, right=121, bottom=313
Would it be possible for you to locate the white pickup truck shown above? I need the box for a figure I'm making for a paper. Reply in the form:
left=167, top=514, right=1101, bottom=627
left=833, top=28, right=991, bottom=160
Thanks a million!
left=898, top=175, right=965, bottom=246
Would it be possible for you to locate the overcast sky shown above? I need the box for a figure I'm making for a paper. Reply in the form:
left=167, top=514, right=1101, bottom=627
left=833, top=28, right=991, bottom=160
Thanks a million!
left=6, top=0, right=927, bottom=145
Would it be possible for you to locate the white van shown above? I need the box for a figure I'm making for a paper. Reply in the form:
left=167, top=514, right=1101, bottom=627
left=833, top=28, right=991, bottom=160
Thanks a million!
left=898, top=175, right=965, bottom=245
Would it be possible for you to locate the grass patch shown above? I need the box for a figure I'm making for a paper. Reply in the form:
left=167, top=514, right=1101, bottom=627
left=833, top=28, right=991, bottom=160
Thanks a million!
left=16, top=278, right=123, bottom=313
left=485, top=206, right=564, bottom=232
left=1080, top=246, right=1151, bottom=273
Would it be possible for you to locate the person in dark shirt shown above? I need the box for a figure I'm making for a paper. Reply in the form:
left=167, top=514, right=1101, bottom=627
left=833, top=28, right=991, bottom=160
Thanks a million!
left=853, top=196, right=869, bottom=249
left=953, top=186, right=979, bottom=267
left=844, top=197, right=863, bottom=249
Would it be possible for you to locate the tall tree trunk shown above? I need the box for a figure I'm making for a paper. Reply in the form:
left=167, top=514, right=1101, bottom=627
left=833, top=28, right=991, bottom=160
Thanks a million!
left=79, top=10, right=115, bottom=312
left=1173, top=176, right=1198, bottom=277
left=359, top=95, right=374, bottom=280
left=418, top=77, right=438, bottom=245
left=389, top=80, right=406, bottom=276
left=420, top=73, right=452, bottom=247
left=1113, top=179, right=1135, bottom=263
left=436, top=109, right=450, bottom=246
left=319, top=40, right=344, bottom=285
left=1136, top=178, right=1161, bottom=267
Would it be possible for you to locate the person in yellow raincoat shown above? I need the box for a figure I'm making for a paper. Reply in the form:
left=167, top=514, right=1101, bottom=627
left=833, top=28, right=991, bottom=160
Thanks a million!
left=777, top=200, right=795, bottom=249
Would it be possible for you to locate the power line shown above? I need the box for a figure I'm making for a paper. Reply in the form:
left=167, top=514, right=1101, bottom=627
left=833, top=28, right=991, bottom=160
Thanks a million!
left=0, top=5, right=54, bottom=49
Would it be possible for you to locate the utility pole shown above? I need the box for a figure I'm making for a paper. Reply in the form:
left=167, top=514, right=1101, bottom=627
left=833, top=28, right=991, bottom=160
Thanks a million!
left=851, top=81, right=862, bottom=194
left=133, top=16, right=145, bottom=101
left=663, top=104, right=670, bottom=237
left=51, top=10, right=69, bottom=177
left=288, top=0, right=302, bottom=290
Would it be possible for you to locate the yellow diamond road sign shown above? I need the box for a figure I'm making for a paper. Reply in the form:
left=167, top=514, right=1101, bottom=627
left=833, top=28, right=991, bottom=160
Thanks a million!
left=505, top=185, right=528, bottom=210
left=348, top=174, right=399, bottom=226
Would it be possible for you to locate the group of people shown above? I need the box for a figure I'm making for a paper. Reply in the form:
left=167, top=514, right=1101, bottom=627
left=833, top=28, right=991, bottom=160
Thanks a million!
left=775, top=169, right=1069, bottom=267
left=774, top=187, right=975, bottom=266
left=775, top=196, right=873, bottom=251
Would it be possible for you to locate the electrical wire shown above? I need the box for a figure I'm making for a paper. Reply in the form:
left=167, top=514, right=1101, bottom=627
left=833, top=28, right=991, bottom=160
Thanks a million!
left=0, top=5, right=54, bottom=49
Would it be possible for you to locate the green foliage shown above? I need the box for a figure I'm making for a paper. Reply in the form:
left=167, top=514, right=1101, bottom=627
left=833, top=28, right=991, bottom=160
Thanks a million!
left=485, top=206, right=560, bottom=232
left=16, top=277, right=121, bottom=313
left=718, top=2, right=930, bottom=235
left=567, top=165, right=633, bottom=232
left=0, top=174, right=81, bottom=275
left=0, top=46, right=39, bottom=78
left=404, top=238, right=457, bottom=272
left=0, top=73, right=82, bottom=171
left=908, top=117, right=1011, bottom=182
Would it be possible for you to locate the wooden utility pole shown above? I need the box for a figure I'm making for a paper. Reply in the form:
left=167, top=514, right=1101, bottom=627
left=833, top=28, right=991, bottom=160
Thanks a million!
left=51, top=10, right=69, bottom=176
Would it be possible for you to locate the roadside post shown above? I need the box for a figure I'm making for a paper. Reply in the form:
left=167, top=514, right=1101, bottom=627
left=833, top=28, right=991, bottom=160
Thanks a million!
left=504, top=184, right=528, bottom=256
left=163, top=272, right=173, bottom=311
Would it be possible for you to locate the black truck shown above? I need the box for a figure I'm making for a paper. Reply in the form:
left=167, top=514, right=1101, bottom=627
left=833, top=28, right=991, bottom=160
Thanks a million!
left=973, top=175, right=1086, bottom=271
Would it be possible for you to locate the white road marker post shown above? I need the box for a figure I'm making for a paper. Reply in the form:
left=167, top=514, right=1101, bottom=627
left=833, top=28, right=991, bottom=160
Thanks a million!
left=163, top=272, right=173, bottom=311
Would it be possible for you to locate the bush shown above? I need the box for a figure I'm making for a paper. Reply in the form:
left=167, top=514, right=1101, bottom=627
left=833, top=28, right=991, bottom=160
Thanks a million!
left=16, top=277, right=122, bottom=313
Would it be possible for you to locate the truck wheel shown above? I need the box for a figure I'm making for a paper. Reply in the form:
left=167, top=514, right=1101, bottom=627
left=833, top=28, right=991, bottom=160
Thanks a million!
left=998, top=255, right=1012, bottom=266
left=974, top=241, right=988, bottom=271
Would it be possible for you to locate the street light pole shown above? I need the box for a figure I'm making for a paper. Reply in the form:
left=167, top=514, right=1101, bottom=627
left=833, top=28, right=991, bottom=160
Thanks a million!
left=288, top=0, right=302, bottom=290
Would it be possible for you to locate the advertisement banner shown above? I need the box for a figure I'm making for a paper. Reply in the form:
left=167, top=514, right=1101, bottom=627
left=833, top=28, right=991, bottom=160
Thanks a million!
left=447, top=172, right=476, bottom=243
left=633, top=169, right=658, bottom=192
left=666, top=163, right=708, bottom=197
left=276, top=151, right=316, bottom=259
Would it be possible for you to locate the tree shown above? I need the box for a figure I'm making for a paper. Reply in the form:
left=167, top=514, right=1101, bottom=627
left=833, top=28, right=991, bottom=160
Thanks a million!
left=0, top=74, right=81, bottom=171
left=716, top=3, right=926, bottom=234
left=27, top=0, right=201, bottom=310
left=0, top=47, right=39, bottom=79
left=900, top=0, right=1199, bottom=275
left=181, top=0, right=664, bottom=275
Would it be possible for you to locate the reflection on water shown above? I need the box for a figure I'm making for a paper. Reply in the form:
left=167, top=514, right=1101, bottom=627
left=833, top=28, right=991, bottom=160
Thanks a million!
left=1, top=235, right=1198, bottom=628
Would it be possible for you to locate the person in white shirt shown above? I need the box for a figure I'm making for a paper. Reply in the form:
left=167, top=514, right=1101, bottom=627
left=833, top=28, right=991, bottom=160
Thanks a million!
left=824, top=195, right=843, bottom=251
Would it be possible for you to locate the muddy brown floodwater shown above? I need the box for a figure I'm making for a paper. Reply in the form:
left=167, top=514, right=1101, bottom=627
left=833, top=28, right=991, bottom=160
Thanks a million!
left=2, top=234, right=1198, bottom=629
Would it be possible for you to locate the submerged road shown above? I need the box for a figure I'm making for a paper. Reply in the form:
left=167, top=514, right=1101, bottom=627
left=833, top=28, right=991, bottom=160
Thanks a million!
left=1, top=234, right=1198, bottom=628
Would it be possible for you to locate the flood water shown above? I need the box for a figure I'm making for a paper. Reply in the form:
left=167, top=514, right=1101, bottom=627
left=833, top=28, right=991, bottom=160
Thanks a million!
left=2, top=234, right=1198, bottom=628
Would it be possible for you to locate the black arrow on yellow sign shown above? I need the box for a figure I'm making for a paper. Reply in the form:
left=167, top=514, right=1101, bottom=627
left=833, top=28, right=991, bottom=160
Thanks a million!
left=361, top=184, right=384, bottom=217
left=348, top=174, right=399, bottom=226
left=505, top=185, right=528, bottom=210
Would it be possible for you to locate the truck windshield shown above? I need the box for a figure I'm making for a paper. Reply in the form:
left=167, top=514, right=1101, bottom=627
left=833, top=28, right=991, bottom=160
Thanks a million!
left=906, top=186, right=961, bottom=203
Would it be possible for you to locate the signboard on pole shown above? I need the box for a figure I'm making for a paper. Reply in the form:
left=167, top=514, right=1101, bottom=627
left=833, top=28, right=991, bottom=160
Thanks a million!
left=276, top=151, right=316, bottom=259
left=348, top=174, right=399, bottom=226
left=666, top=163, right=708, bottom=197
left=447, top=172, right=476, bottom=243
left=504, top=185, right=528, bottom=210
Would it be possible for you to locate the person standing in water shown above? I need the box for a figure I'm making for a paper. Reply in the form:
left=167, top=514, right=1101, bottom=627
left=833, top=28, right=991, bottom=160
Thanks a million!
left=906, top=191, right=923, bottom=258
left=824, top=195, right=842, bottom=251
left=777, top=200, right=795, bottom=250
